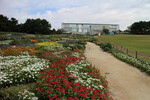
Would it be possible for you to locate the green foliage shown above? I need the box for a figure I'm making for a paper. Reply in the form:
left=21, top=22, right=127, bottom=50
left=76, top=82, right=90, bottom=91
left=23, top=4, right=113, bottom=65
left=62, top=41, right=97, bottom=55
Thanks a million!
left=0, top=14, right=58, bottom=34
left=130, top=21, right=150, bottom=34
left=99, top=42, right=112, bottom=52
left=23, top=18, right=51, bottom=34
left=103, top=29, right=109, bottom=34
left=10, top=39, right=30, bottom=45
left=0, top=36, right=8, bottom=41
left=89, top=38, right=98, bottom=43
left=0, top=15, right=19, bottom=32
left=0, top=83, right=34, bottom=100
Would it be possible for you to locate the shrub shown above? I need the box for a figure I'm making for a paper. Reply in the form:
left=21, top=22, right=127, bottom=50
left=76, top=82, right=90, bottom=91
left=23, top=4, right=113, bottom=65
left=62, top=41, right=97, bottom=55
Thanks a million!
left=99, top=43, right=112, bottom=52
left=10, top=39, right=30, bottom=45
left=89, top=38, right=98, bottom=43
left=0, top=36, right=8, bottom=41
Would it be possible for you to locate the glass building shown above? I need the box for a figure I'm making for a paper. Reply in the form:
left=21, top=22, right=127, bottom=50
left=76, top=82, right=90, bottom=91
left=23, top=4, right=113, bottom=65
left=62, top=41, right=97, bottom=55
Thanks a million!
left=62, top=23, right=119, bottom=34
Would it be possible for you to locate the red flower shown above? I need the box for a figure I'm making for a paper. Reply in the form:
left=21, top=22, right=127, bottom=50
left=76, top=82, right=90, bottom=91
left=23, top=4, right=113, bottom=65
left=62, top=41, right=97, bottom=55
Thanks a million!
left=104, top=92, right=109, bottom=96
left=73, top=88, right=79, bottom=92
left=88, top=88, right=93, bottom=91
left=78, top=93, right=87, bottom=97
left=56, top=84, right=61, bottom=88
left=98, top=94, right=104, bottom=99
left=93, top=90, right=101, bottom=95
left=67, top=84, right=71, bottom=88
left=36, top=88, right=40, bottom=91
left=55, top=88, right=60, bottom=91
left=61, top=89, right=65, bottom=94
left=33, top=83, right=37, bottom=85
left=91, top=96, right=95, bottom=99
left=41, top=92, right=44, bottom=95
left=68, top=97, right=74, bottom=100
left=40, top=75, right=45, bottom=79
left=47, top=90, right=51, bottom=94
left=73, top=83, right=80, bottom=86
left=53, top=95, right=57, bottom=98
left=74, top=97, right=78, bottom=99
left=79, top=87, right=84, bottom=92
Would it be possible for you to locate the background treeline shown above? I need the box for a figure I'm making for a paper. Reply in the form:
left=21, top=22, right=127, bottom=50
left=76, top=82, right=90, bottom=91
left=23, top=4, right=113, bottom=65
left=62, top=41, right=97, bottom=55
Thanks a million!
left=130, top=21, right=150, bottom=34
left=0, top=14, right=150, bottom=34
left=0, top=14, right=63, bottom=34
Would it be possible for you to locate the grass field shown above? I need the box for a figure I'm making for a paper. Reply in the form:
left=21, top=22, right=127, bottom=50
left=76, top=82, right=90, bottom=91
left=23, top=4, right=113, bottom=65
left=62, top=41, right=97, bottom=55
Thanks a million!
left=96, top=34, right=150, bottom=62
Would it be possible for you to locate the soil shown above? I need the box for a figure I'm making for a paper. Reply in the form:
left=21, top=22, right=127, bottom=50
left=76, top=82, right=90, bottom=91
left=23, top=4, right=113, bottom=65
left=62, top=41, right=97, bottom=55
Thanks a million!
left=84, top=42, right=150, bottom=100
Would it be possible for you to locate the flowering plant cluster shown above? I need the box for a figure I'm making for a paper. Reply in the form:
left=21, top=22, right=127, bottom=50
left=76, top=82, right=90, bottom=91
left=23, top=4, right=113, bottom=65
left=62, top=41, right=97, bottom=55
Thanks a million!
left=18, top=89, right=38, bottom=100
left=33, top=55, right=113, bottom=100
left=37, top=41, right=62, bottom=47
left=31, top=40, right=39, bottom=43
left=0, top=46, right=39, bottom=56
left=0, top=55, right=49, bottom=87
left=112, top=50, right=150, bottom=75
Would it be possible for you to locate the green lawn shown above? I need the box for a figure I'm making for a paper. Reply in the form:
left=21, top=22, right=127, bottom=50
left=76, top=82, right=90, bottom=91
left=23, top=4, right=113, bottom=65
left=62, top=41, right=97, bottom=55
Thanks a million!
left=96, top=34, right=150, bottom=62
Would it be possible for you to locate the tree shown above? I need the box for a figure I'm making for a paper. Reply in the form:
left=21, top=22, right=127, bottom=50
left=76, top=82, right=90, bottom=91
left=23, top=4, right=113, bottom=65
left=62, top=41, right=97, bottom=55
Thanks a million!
left=0, top=14, right=54, bottom=34
left=23, top=18, right=51, bottom=34
left=130, top=21, right=150, bottom=34
left=0, top=15, right=19, bottom=32
left=103, top=29, right=109, bottom=34
left=0, top=15, right=9, bottom=31
left=9, top=17, right=19, bottom=32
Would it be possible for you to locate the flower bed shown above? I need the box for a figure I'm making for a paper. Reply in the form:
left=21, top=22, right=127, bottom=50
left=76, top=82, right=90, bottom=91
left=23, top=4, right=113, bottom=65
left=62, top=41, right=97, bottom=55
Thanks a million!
left=33, top=55, right=113, bottom=100
left=37, top=41, right=62, bottom=47
left=112, top=50, right=150, bottom=75
left=0, top=46, right=39, bottom=56
left=0, top=55, right=49, bottom=87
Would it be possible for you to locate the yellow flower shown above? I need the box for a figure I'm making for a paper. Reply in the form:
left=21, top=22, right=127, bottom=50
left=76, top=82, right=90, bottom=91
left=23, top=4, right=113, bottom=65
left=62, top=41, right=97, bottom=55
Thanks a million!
left=37, top=41, right=62, bottom=46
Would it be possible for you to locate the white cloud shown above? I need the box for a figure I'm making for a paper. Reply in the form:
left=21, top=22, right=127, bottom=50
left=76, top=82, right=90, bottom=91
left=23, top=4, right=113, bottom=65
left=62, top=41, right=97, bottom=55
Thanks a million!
left=0, top=0, right=150, bottom=30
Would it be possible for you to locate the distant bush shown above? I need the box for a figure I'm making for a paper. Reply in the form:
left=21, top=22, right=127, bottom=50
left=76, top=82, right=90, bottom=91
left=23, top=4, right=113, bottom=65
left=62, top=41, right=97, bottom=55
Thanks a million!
left=89, top=38, right=98, bottom=43
left=0, top=36, right=8, bottom=41
left=99, top=43, right=112, bottom=52
left=10, top=39, right=30, bottom=45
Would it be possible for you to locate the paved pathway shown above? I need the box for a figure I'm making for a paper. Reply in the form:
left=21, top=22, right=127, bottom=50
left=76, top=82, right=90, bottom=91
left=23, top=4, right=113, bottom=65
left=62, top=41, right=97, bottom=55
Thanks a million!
left=84, top=42, right=150, bottom=100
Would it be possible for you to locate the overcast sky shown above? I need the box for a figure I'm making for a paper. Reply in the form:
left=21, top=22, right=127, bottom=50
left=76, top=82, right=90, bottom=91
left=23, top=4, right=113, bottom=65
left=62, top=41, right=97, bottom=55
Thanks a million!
left=0, top=0, right=150, bottom=30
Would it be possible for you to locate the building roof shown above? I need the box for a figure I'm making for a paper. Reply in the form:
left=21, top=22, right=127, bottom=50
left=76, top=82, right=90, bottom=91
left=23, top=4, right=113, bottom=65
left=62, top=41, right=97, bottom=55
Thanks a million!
left=62, top=22, right=119, bottom=26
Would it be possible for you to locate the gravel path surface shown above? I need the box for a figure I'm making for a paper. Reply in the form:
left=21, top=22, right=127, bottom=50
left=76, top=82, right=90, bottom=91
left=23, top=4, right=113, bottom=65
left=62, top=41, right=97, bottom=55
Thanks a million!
left=84, top=42, right=150, bottom=100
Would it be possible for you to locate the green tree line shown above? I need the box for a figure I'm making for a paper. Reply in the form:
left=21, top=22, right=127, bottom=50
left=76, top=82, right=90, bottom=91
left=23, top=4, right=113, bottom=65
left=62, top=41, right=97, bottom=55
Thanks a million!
left=130, top=21, right=150, bottom=34
left=0, top=14, right=63, bottom=34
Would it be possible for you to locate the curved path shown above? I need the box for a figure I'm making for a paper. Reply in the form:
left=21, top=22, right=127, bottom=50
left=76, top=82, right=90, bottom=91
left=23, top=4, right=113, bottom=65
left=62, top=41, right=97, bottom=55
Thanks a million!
left=84, top=42, right=150, bottom=100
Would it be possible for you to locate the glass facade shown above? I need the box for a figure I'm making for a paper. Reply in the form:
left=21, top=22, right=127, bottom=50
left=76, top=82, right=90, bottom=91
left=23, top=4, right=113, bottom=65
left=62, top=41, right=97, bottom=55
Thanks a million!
left=62, top=23, right=119, bottom=34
